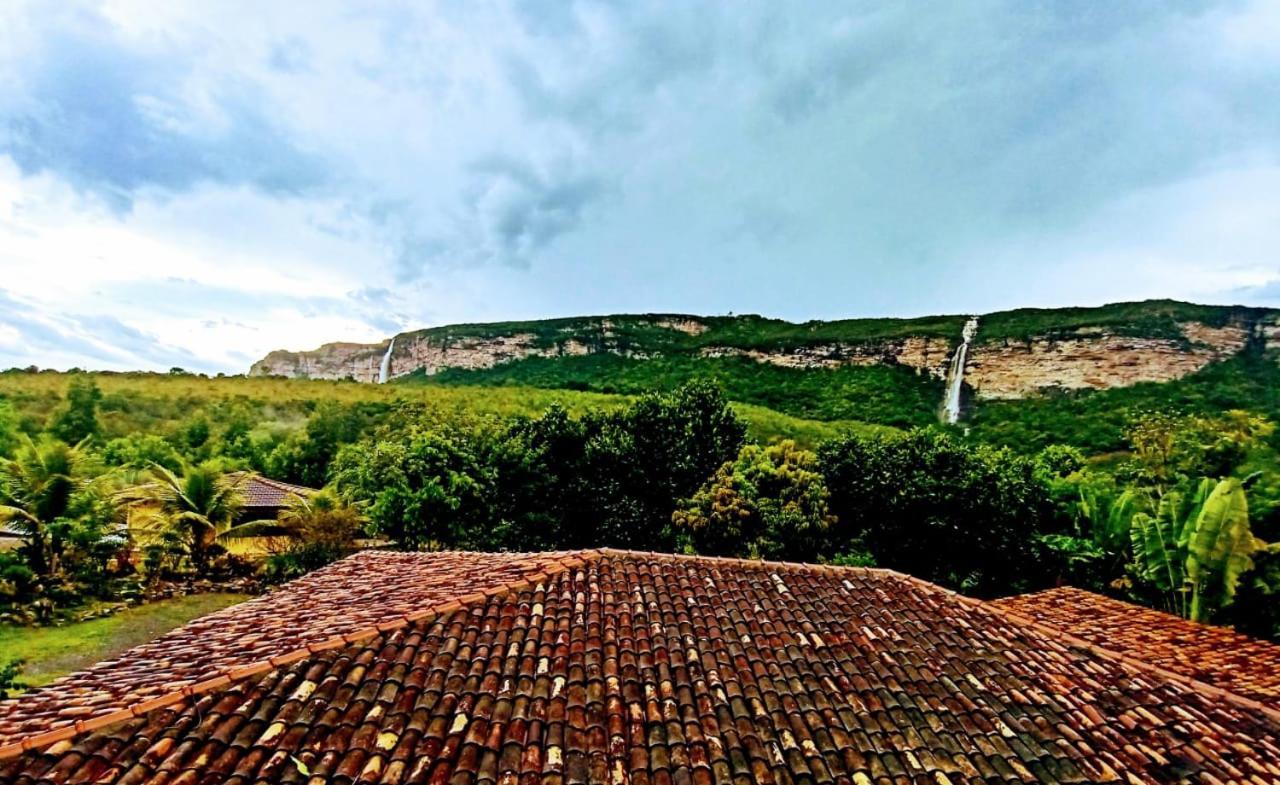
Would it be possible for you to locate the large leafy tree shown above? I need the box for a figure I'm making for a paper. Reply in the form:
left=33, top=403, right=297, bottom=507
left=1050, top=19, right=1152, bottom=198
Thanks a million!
left=819, top=429, right=1057, bottom=596
left=673, top=440, right=834, bottom=561
left=332, top=429, right=495, bottom=550
left=578, top=381, right=746, bottom=549
left=0, top=436, right=89, bottom=577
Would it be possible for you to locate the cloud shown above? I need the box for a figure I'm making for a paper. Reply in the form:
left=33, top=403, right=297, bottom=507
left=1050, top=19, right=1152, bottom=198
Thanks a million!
left=0, top=7, right=326, bottom=212
left=0, top=289, right=205, bottom=371
left=0, top=1, right=1279, bottom=372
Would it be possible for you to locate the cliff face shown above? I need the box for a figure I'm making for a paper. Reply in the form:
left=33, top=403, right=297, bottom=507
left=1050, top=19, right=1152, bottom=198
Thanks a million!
left=249, top=303, right=1280, bottom=403
left=700, top=337, right=953, bottom=377
left=251, top=342, right=390, bottom=383
left=965, top=321, right=1258, bottom=399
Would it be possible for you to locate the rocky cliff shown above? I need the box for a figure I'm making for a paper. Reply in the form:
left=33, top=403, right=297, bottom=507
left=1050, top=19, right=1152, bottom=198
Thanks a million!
left=249, top=302, right=1280, bottom=403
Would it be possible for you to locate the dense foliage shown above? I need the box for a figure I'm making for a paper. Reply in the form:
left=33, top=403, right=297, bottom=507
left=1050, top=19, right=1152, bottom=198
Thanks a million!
left=410, top=355, right=944, bottom=428
left=0, top=336, right=1279, bottom=654
left=819, top=430, right=1057, bottom=596
left=332, top=383, right=747, bottom=552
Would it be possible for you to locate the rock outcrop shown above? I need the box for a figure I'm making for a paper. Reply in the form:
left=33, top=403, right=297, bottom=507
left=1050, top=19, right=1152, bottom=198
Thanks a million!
left=964, top=321, right=1257, bottom=399
left=250, top=305, right=1280, bottom=404
left=699, top=337, right=954, bottom=377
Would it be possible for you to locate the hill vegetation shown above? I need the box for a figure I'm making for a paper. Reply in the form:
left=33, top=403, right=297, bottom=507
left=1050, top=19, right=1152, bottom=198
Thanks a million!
left=3, top=298, right=1280, bottom=688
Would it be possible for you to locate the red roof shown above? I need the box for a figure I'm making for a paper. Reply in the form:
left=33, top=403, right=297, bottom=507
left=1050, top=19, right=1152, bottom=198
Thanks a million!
left=226, top=472, right=317, bottom=510
left=990, top=585, right=1280, bottom=709
left=4, top=551, right=1280, bottom=784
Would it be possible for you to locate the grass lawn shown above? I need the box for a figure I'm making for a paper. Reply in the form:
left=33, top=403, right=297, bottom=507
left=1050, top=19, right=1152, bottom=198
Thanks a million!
left=0, top=593, right=251, bottom=690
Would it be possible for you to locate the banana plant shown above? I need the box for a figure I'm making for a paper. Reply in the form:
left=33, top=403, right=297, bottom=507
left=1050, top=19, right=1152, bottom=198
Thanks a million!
left=1129, top=475, right=1264, bottom=622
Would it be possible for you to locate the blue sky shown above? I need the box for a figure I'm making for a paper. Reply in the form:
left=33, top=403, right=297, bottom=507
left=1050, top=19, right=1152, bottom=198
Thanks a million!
left=1, top=1, right=1279, bottom=373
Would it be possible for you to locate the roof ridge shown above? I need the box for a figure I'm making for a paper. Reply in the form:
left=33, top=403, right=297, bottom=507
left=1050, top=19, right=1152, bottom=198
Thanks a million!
left=591, top=547, right=891, bottom=576
left=0, top=550, right=604, bottom=761
left=868, top=566, right=1280, bottom=728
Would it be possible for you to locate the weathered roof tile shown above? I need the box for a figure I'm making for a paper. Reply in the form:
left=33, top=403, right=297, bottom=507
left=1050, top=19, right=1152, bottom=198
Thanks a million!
left=4, top=551, right=1280, bottom=784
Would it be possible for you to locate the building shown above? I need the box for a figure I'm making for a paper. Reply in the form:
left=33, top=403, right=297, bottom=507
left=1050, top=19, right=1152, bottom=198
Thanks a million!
left=2, top=550, right=1279, bottom=783
left=226, top=472, right=317, bottom=523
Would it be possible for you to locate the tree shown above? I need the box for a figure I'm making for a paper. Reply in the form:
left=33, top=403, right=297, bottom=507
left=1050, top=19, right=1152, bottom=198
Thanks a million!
left=673, top=441, right=835, bottom=561
left=262, top=490, right=366, bottom=581
left=48, top=376, right=101, bottom=444
left=332, top=429, right=495, bottom=550
left=0, top=436, right=88, bottom=576
left=102, top=434, right=184, bottom=474
left=818, top=429, right=1057, bottom=596
left=0, top=400, right=20, bottom=458
left=135, top=463, right=252, bottom=576
left=266, top=402, right=387, bottom=487
left=578, top=381, right=746, bottom=549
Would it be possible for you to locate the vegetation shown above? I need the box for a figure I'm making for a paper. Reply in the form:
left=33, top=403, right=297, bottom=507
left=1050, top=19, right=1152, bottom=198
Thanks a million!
left=0, top=593, right=249, bottom=687
left=1, top=296, right=1279, bottom=662
left=673, top=441, right=835, bottom=561
left=976, top=299, right=1268, bottom=344
left=409, top=355, right=944, bottom=428
left=968, top=352, right=1280, bottom=453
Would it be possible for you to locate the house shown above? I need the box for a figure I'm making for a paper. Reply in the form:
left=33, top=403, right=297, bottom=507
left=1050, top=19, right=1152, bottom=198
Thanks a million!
left=226, top=472, right=317, bottom=523
left=2, top=549, right=1279, bottom=783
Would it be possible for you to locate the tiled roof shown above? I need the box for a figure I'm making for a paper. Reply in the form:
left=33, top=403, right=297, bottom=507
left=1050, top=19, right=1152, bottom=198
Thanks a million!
left=0, top=551, right=575, bottom=752
left=4, top=551, right=1280, bottom=784
left=228, top=473, right=317, bottom=510
left=991, top=585, right=1280, bottom=709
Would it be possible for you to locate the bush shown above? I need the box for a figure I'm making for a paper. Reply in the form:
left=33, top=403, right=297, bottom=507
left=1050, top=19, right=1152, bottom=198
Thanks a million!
left=818, top=429, right=1058, bottom=596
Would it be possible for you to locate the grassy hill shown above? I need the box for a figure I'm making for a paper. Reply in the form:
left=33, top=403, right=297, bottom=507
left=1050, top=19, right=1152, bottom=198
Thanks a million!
left=0, top=371, right=882, bottom=449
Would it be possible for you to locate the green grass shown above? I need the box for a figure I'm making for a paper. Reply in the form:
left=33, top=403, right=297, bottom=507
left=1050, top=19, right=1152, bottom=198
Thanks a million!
left=0, top=593, right=251, bottom=689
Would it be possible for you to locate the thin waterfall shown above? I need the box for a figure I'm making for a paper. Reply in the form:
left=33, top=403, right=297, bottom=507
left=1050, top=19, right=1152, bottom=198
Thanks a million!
left=377, top=337, right=396, bottom=384
left=941, top=317, right=979, bottom=424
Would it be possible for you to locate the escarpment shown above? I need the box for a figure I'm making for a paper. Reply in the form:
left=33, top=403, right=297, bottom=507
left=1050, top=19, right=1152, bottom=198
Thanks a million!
left=250, top=302, right=1280, bottom=407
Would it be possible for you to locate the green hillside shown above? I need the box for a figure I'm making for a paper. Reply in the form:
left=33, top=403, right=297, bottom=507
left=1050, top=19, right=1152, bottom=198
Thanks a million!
left=0, top=371, right=874, bottom=450
left=405, top=355, right=945, bottom=428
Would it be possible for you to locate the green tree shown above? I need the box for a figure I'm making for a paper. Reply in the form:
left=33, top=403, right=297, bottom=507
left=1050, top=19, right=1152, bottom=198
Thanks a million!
left=0, top=436, right=89, bottom=576
left=48, top=376, right=101, bottom=444
left=673, top=440, right=835, bottom=561
left=0, top=399, right=20, bottom=458
left=263, top=489, right=366, bottom=581
left=332, top=429, right=495, bottom=550
left=578, top=381, right=746, bottom=549
left=102, top=433, right=184, bottom=474
left=135, top=463, right=252, bottom=576
left=819, top=429, right=1057, bottom=595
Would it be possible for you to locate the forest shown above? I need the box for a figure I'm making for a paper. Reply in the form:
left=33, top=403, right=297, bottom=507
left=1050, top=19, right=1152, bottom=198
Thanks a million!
left=0, top=366, right=1274, bottom=672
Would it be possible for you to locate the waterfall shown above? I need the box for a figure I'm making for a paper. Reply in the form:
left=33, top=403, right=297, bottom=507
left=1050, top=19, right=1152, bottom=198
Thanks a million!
left=377, top=337, right=396, bottom=384
left=941, top=317, right=979, bottom=424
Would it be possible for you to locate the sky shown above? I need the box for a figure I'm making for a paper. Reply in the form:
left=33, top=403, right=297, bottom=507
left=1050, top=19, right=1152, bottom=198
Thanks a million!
left=1, top=1, right=1279, bottom=374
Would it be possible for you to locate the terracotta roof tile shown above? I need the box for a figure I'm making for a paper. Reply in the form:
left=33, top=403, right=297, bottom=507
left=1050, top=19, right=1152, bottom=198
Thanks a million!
left=991, top=585, right=1280, bottom=709
left=3, top=552, right=1280, bottom=784
left=0, top=550, right=577, bottom=750
left=227, top=472, right=317, bottom=510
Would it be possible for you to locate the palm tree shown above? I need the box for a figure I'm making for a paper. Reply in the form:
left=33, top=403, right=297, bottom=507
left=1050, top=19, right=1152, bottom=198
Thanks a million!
left=0, top=436, right=88, bottom=577
left=136, top=463, right=259, bottom=577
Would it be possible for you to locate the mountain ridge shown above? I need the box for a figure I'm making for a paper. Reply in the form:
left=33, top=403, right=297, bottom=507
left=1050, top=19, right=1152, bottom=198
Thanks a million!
left=251, top=300, right=1280, bottom=404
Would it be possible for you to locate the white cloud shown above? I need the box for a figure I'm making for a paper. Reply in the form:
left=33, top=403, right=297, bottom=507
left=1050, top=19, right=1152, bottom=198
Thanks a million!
left=0, top=1, right=1278, bottom=372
